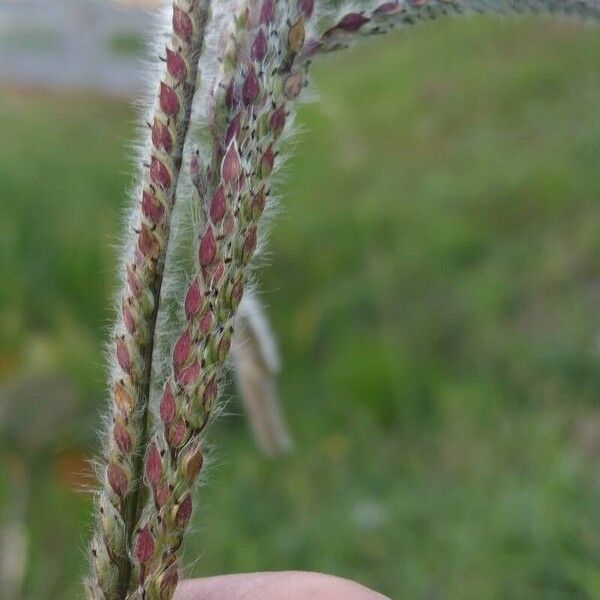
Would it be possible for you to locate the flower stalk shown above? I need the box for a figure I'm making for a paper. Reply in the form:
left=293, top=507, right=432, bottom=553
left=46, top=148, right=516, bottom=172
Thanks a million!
left=305, top=0, right=600, bottom=56
left=87, top=1, right=210, bottom=598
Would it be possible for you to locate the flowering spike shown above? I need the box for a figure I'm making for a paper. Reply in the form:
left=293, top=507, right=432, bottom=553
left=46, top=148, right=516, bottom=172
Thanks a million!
left=89, top=0, right=211, bottom=594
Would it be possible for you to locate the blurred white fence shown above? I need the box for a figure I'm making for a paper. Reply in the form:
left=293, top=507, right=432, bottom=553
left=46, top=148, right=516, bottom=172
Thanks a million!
left=0, top=0, right=156, bottom=95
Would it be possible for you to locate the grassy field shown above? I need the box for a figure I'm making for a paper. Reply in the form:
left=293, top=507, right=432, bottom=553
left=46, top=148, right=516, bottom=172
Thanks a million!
left=1, top=16, right=600, bottom=600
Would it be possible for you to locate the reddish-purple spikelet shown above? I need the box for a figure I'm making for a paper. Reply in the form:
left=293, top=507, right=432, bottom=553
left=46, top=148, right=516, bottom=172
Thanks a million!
left=159, top=564, right=179, bottom=600
left=175, top=494, right=193, bottom=528
left=122, top=300, right=136, bottom=334
left=303, top=37, right=322, bottom=57
left=202, top=377, right=217, bottom=410
left=152, top=119, right=173, bottom=154
left=288, top=18, right=306, bottom=53
left=229, top=276, right=244, bottom=308
left=160, top=383, right=176, bottom=424
left=138, top=225, right=160, bottom=259
left=259, top=0, right=274, bottom=24
left=260, top=145, right=275, bottom=177
left=145, top=440, right=162, bottom=486
left=107, top=462, right=128, bottom=497
left=173, top=331, right=192, bottom=372
left=333, top=13, right=370, bottom=32
left=114, top=381, right=134, bottom=415
left=209, top=261, right=225, bottom=284
left=283, top=72, right=303, bottom=98
left=135, top=527, right=155, bottom=565
left=177, top=360, right=201, bottom=388
left=217, top=331, right=232, bottom=362
left=116, top=337, right=131, bottom=374
left=166, top=48, right=187, bottom=81
left=242, top=226, right=257, bottom=262
left=251, top=188, right=267, bottom=218
left=225, top=112, right=242, bottom=144
left=199, top=226, right=217, bottom=266
left=251, top=28, right=268, bottom=61
left=172, top=6, right=193, bottom=42
left=199, top=310, right=213, bottom=335
left=182, top=446, right=204, bottom=481
left=127, top=264, right=141, bottom=297
left=154, top=483, right=170, bottom=508
left=221, top=141, right=241, bottom=184
left=159, top=82, right=180, bottom=116
left=298, top=0, right=314, bottom=18
left=150, top=156, right=172, bottom=188
left=168, top=416, right=188, bottom=447
left=184, top=278, right=202, bottom=318
left=142, top=190, right=166, bottom=223
left=225, top=80, right=235, bottom=110
left=190, top=151, right=200, bottom=180
left=373, top=1, right=402, bottom=16
left=114, top=420, right=132, bottom=453
left=242, top=65, right=260, bottom=106
left=209, top=186, right=227, bottom=223
left=270, top=106, right=286, bottom=138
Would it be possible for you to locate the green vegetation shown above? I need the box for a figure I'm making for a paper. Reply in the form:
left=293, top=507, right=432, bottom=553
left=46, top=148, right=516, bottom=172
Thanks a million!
left=108, top=32, right=144, bottom=58
left=0, top=17, right=599, bottom=599
left=0, top=28, right=64, bottom=54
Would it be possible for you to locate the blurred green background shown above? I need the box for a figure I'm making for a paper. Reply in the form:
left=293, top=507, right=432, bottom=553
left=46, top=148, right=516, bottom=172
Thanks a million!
left=1, top=16, right=600, bottom=600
